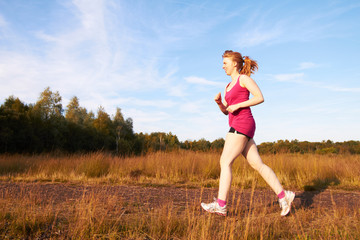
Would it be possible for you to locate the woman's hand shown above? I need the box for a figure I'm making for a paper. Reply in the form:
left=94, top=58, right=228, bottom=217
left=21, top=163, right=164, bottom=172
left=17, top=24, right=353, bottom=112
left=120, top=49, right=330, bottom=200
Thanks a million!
left=214, top=92, right=222, bottom=104
left=214, top=92, right=229, bottom=115
left=226, top=104, right=240, bottom=113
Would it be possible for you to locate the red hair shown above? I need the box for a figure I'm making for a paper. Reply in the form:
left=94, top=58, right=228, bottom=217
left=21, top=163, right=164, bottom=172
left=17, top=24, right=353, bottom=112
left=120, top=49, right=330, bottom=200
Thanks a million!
left=222, top=50, right=258, bottom=76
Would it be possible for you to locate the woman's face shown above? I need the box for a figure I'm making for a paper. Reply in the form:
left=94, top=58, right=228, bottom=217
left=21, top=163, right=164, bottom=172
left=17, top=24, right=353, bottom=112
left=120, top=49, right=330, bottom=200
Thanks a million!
left=222, top=57, right=237, bottom=76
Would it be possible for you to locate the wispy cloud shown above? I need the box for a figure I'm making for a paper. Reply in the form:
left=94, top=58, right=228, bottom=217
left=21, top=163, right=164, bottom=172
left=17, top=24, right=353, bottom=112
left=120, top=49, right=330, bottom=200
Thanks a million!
left=272, top=73, right=304, bottom=82
left=180, top=101, right=201, bottom=114
left=168, top=84, right=187, bottom=97
left=235, top=23, right=283, bottom=48
left=323, top=86, right=360, bottom=93
left=298, top=62, right=319, bottom=70
left=0, top=13, right=11, bottom=41
left=232, top=5, right=285, bottom=48
left=0, top=1, right=183, bottom=107
left=185, top=76, right=223, bottom=87
left=270, top=73, right=360, bottom=93
left=234, top=2, right=360, bottom=48
left=0, top=14, right=6, bottom=27
left=1, top=0, right=359, bottom=143
left=115, top=97, right=176, bottom=108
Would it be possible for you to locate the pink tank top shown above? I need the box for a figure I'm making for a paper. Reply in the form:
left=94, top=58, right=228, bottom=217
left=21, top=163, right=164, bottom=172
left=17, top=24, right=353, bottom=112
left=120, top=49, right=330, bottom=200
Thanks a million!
left=224, top=75, right=256, bottom=138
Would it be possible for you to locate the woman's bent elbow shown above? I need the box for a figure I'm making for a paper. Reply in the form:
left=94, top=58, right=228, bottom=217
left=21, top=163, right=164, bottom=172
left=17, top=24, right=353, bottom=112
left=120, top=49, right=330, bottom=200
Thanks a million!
left=259, top=96, right=264, bottom=104
left=255, top=98, right=264, bottom=105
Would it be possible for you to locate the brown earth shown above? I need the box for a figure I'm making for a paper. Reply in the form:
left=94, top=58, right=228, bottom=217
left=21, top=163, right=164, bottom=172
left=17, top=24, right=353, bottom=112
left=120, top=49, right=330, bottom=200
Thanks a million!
left=1, top=182, right=360, bottom=216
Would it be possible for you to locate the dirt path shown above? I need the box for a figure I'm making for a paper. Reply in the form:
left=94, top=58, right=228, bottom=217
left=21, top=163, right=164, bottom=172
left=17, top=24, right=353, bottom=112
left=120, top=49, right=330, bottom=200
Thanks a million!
left=1, top=182, right=360, bottom=214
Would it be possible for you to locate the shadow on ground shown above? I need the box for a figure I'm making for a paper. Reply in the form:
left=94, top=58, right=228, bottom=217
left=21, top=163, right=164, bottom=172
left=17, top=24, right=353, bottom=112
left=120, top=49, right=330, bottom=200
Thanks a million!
left=296, top=177, right=340, bottom=208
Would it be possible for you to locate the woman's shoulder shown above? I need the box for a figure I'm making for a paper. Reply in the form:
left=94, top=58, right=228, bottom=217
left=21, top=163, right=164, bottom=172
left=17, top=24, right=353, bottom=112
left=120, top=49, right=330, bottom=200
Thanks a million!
left=239, top=74, right=252, bottom=81
left=239, top=74, right=253, bottom=87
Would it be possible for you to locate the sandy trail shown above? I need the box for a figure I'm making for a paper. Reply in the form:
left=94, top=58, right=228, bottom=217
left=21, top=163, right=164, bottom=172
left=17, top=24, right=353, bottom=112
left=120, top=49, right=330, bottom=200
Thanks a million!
left=1, top=182, right=359, bottom=214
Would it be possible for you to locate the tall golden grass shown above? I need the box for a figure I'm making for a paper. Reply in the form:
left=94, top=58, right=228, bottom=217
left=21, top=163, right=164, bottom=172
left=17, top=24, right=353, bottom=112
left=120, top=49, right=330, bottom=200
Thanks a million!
left=0, top=151, right=360, bottom=239
left=0, top=151, right=359, bottom=190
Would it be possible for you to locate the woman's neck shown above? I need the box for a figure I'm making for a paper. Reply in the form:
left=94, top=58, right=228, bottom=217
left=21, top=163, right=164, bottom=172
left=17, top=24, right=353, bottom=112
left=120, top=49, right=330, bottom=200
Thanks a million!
left=230, top=72, right=240, bottom=82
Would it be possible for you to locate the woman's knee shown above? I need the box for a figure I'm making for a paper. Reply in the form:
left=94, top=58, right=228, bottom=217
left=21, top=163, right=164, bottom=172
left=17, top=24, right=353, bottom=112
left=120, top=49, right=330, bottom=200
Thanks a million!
left=248, top=157, right=264, bottom=172
left=220, top=156, right=234, bottom=169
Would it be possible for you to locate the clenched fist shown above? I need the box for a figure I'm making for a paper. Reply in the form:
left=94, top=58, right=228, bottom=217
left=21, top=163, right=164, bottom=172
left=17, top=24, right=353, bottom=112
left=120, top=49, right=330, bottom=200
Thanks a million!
left=214, top=92, right=222, bottom=104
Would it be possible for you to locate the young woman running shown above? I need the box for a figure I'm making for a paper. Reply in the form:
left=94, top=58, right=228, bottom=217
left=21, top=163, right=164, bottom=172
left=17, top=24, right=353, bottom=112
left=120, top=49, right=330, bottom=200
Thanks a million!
left=201, top=50, right=295, bottom=216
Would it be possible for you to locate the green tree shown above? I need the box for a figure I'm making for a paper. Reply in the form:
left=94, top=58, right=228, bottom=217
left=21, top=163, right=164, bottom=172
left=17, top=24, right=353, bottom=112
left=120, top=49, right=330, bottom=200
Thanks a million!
left=113, top=107, right=125, bottom=154
left=94, top=106, right=112, bottom=135
left=93, top=106, right=113, bottom=149
left=30, top=87, right=66, bottom=151
left=33, top=87, right=63, bottom=120
left=65, top=96, right=87, bottom=125
left=211, top=138, right=225, bottom=151
left=191, top=138, right=211, bottom=152
left=0, top=96, right=31, bottom=152
left=164, top=132, right=180, bottom=151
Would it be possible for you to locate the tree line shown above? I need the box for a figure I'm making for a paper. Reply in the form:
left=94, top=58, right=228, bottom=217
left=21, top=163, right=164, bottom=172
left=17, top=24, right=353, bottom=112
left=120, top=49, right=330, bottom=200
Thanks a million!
left=1, top=87, right=359, bottom=155
left=0, top=87, right=223, bottom=155
left=257, top=139, right=360, bottom=155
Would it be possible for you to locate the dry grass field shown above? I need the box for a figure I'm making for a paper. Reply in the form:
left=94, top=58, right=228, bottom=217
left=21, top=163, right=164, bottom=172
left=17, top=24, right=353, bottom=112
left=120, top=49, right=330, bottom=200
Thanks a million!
left=0, top=151, right=359, bottom=239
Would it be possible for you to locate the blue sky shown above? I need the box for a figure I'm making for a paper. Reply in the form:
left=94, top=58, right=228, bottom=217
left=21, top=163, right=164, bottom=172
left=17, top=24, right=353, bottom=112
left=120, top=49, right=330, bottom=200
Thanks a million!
left=1, top=0, right=359, bottom=143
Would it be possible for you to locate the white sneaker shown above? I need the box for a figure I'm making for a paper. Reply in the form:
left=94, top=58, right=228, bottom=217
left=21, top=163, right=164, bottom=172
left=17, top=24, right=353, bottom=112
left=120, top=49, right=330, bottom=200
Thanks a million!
left=201, top=198, right=227, bottom=216
left=279, top=190, right=295, bottom=216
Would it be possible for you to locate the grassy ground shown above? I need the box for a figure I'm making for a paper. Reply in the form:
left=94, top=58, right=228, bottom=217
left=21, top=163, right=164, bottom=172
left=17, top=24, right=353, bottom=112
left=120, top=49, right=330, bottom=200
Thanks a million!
left=1, top=151, right=359, bottom=190
left=0, top=151, right=359, bottom=239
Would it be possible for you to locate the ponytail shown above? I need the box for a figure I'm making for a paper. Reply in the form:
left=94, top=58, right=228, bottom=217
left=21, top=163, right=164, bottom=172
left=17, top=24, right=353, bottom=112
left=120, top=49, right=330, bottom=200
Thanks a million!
left=222, top=50, right=258, bottom=77
left=240, top=56, right=258, bottom=77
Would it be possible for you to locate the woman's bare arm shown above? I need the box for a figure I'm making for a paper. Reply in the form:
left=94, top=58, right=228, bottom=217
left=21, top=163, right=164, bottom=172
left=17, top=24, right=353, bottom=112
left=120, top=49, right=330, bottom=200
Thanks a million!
left=214, top=92, right=229, bottom=115
left=226, top=75, right=264, bottom=113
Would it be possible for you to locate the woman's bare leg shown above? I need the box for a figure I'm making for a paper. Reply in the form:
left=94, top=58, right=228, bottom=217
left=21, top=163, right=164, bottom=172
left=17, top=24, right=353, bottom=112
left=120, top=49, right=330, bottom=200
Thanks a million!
left=217, top=133, right=248, bottom=201
left=242, top=139, right=283, bottom=195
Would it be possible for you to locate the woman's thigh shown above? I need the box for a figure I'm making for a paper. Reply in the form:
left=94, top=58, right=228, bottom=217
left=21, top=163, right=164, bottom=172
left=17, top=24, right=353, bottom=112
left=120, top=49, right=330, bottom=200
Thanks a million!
left=220, top=133, right=248, bottom=165
left=242, top=139, right=263, bottom=168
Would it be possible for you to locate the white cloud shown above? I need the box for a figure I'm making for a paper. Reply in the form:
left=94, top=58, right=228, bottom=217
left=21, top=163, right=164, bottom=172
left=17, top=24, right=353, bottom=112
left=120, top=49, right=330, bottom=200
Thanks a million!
left=0, top=0, right=226, bottom=108
left=270, top=72, right=360, bottom=93
left=273, top=73, right=304, bottom=82
left=233, top=2, right=360, bottom=48
left=0, top=1, right=179, bottom=104
left=0, top=14, right=11, bottom=41
left=126, top=108, right=174, bottom=134
left=0, top=51, right=47, bottom=103
left=1, top=0, right=359, bottom=144
left=298, top=62, right=319, bottom=70
left=125, top=98, right=176, bottom=108
left=236, top=26, right=283, bottom=48
left=127, top=108, right=171, bottom=123
left=180, top=102, right=201, bottom=114
left=73, top=0, right=106, bottom=31
left=185, top=76, right=223, bottom=87
left=323, top=86, right=360, bottom=93
left=0, top=14, right=7, bottom=27
left=168, top=84, right=187, bottom=97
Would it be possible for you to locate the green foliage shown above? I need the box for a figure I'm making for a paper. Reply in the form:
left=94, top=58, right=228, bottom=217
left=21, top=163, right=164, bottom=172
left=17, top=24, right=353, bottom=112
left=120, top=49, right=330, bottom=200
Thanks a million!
left=0, top=96, right=32, bottom=152
left=136, top=132, right=181, bottom=153
left=210, top=138, right=225, bottom=151
left=257, top=139, right=360, bottom=155
left=33, top=87, right=63, bottom=120
left=1, top=87, right=359, bottom=155
left=180, top=139, right=211, bottom=152
left=65, top=96, right=87, bottom=125
left=0, top=88, right=139, bottom=155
